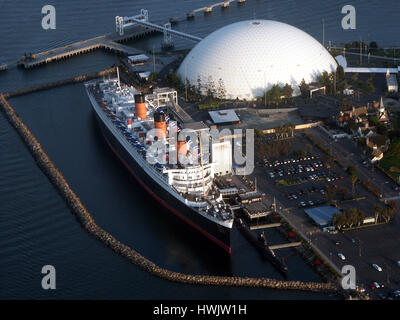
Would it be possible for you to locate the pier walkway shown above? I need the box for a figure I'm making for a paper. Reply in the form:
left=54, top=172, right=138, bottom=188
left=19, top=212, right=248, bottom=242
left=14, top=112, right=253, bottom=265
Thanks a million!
left=250, top=223, right=281, bottom=230
left=18, top=26, right=153, bottom=69
left=269, top=242, right=302, bottom=250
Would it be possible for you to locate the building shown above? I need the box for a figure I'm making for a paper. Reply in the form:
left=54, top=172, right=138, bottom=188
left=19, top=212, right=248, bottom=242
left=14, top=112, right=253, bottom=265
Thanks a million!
left=386, top=74, right=398, bottom=92
left=208, top=109, right=240, bottom=125
left=304, top=206, right=342, bottom=232
left=177, top=20, right=337, bottom=100
left=211, top=140, right=232, bottom=175
left=336, top=105, right=368, bottom=127
left=127, top=54, right=150, bottom=66
left=366, top=133, right=390, bottom=163
left=376, top=97, right=390, bottom=123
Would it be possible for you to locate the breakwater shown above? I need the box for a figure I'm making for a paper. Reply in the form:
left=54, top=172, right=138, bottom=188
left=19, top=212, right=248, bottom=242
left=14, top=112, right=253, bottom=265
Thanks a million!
left=0, top=91, right=338, bottom=293
left=2, top=68, right=117, bottom=99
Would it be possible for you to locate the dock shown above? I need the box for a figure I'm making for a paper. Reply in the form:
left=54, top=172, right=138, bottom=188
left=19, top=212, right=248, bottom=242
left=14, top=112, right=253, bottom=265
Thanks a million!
left=250, top=223, right=281, bottom=230
left=269, top=242, right=302, bottom=250
left=18, top=26, right=155, bottom=69
left=187, top=0, right=244, bottom=18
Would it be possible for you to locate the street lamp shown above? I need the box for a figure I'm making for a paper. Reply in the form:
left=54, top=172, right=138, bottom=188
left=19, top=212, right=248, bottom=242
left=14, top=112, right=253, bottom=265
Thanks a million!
left=380, top=181, right=389, bottom=198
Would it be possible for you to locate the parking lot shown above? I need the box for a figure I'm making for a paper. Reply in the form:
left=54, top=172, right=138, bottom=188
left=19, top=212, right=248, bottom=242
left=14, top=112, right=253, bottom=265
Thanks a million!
left=251, top=132, right=400, bottom=299
left=263, top=155, right=349, bottom=209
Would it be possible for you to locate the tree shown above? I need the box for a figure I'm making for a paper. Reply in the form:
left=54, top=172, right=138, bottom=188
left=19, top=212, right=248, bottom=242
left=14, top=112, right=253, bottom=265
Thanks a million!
left=350, top=72, right=359, bottom=85
left=369, top=41, right=378, bottom=49
left=357, top=210, right=366, bottom=226
left=165, top=72, right=181, bottom=87
left=299, top=79, right=309, bottom=98
left=266, top=84, right=282, bottom=105
left=347, top=166, right=357, bottom=176
left=325, top=185, right=337, bottom=205
left=148, top=72, right=158, bottom=83
left=333, top=213, right=346, bottom=230
left=254, top=129, right=264, bottom=138
left=381, top=206, right=396, bottom=223
left=196, top=76, right=202, bottom=96
left=336, top=66, right=345, bottom=81
left=216, top=78, right=226, bottom=100
left=317, top=71, right=334, bottom=95
left=282, top=83, right=294, bottom=99
left=206, top=76, right=216, bottom=100
left=338, top=187, right=349, bottom=200
left=374, top=206, right=382, bottom=224
left=363, top=76, right=375, bottom=93
left=351, top=174, right=358, bottom=198
left=347, top=208, right=359, bottom=228
left=324, top=154, right=335, bottom=175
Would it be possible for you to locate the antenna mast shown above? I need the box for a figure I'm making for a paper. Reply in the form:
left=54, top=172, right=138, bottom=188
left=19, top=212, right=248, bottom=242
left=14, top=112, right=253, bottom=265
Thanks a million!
left=199, top=131, right=206, bottom=198
left=116, top=66, right=121, bottom=89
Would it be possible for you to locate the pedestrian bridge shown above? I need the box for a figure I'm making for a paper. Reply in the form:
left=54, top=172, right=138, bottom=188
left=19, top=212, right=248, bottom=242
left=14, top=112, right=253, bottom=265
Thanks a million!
left=116, top=9, right=202, bottom=45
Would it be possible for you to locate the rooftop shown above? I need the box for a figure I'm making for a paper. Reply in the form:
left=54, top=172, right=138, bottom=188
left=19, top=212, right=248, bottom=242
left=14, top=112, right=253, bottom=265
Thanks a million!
left=304, top=206, right=341, bottom=226
left=208, top=109, right=240, bottom=124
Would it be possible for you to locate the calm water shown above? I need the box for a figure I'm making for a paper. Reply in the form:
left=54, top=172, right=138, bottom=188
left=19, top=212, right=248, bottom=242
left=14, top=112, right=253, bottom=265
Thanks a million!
left=1, top=0, right=398, bottom=299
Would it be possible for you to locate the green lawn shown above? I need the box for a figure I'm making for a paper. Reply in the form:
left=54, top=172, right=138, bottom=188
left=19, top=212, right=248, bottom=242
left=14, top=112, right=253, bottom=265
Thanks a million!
left=380, top=139, right=400, bottom=179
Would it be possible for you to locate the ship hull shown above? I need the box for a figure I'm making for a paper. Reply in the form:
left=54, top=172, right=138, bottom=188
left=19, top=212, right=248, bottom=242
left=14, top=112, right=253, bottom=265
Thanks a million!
left=94, top=112, right=232, bottom=254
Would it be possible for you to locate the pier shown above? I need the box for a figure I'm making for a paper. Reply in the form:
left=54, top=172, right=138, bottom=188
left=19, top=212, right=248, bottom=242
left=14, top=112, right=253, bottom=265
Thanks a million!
left=18, top=8, right=204, bottom=69
left=269, top=242, right=302, bottom=250
left=187, top=0, right=244, bottom=18
left=18, top=27, right=152, bottom=69
left=250, top=223, right=281, bottom=230
left=2, top=67, right=116, bottom=98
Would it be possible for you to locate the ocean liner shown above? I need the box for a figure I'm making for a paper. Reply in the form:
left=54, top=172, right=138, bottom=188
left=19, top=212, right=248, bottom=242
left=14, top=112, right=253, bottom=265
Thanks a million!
left=84, top=77, right=234, bottom=253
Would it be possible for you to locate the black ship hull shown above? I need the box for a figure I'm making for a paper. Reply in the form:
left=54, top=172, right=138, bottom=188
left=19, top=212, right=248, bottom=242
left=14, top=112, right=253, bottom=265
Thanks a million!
left=94, top=113, right=232, bottom=254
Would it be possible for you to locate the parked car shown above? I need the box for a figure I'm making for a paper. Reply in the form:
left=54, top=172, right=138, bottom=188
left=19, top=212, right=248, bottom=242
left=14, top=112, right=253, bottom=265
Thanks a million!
left=338, top=253, right=346, bottom=261
left=371, top=282, right=380, bottom=289
left=393, top=290, right=400, bottom=298
left=372, top=264, right=383, bottom=272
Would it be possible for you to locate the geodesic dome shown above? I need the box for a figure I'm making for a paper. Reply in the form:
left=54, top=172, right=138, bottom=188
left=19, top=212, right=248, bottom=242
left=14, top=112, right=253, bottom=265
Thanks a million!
left=177, top=20, right=338, bottom=99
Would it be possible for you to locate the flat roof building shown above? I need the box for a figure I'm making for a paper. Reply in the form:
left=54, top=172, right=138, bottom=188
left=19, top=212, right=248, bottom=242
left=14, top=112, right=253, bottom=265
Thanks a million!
left=128, top=54, right=149, bottom=65
left=208, top=109, right=240, bottom=125
left=304, top=206, right=342, bottom=232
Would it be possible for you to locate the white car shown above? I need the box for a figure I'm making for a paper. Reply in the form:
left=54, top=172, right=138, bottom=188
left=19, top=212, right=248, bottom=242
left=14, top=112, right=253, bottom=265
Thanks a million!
left=338, top=253, right=346, bottom=261
left=372, top=264, right=383, bottom=272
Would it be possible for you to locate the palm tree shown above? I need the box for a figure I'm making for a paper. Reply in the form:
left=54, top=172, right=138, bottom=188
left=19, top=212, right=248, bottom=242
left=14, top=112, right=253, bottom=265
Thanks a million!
left=351, top=174, right=358, bottom=198
left=374, top=206, right=382, bottom=224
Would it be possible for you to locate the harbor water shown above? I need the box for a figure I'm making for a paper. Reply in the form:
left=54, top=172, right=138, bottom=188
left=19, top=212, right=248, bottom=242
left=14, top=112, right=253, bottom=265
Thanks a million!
left=1, top=0, right=399, bottom=299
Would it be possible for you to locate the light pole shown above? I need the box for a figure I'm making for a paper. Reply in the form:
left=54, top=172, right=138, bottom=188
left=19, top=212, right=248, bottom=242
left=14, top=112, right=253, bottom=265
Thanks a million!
left=152, top=45, right=156, bottom=73
left=185, top=62, right=188, bottom=102
left=381, top=181, right=389, bottom=198
left=264, top=71, right=267, bottom=108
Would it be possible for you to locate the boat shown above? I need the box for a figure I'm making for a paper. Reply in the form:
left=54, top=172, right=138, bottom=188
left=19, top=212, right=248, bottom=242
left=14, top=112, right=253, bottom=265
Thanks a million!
left=84, top=77, right=234, bottom=253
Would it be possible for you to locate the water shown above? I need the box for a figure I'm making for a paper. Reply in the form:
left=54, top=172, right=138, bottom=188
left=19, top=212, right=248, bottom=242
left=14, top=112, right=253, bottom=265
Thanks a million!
left=1, top=0, right=398, bottom=299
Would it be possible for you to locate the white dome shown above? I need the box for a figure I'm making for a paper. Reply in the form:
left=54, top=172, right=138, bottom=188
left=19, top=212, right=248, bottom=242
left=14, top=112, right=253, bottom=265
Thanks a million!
left=177, top=20, right=337, bottom=100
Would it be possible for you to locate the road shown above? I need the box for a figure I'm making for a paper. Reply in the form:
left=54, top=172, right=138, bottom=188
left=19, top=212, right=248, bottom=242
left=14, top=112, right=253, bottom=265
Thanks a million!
left=308, top=126, right=398, bottom=199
